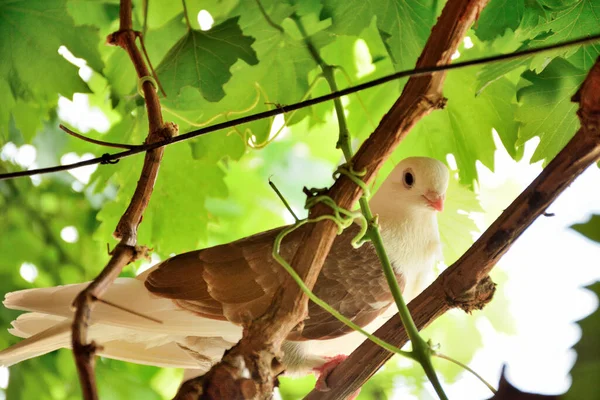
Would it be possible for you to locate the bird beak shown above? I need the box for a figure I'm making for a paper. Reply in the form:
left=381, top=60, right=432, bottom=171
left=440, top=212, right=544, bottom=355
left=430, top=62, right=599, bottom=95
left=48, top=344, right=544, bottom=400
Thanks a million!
left=424, top=191, right=445, bottom=212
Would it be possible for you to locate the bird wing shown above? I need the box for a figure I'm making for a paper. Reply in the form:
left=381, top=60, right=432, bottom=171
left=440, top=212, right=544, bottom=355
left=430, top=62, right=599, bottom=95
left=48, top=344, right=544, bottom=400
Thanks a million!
left=145, top=225, right=301, bottom=324
left=293, top=224, right=406, bottom=340
left=145, top=224, right=405, bottom=340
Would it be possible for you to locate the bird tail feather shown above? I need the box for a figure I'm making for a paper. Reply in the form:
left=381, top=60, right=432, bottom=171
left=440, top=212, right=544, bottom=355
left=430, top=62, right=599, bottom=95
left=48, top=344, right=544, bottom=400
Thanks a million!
left=1, top=312, right=217, bottom=370
left=0, top=314, right=71, bottom=367
left=1, top=276, right=241, bottom=368
left=3, top=277, right=242, bottom=340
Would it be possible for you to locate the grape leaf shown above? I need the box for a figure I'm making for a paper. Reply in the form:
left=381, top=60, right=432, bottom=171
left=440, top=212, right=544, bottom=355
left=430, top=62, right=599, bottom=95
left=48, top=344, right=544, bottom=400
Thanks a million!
left=95, top=143, right=227, bottom=254
left=0, top=0, right=103, bottom=101
left=321, top=0, right=436, bottom=71
left=395, top=70, right=520, bottom=185
left=315, top=19, right=399, bottom=142
left=0, top=78, right=15, bottom=139
left=563, top=282, right=600, bottom=400
left=438, top=176, right=482, bottom=265
left=475, top=0, right=525, bottom=41
left=567, top=42, right=600, bottom=72
left=67, top=0, right=120, bottom=32
left=158, top=1, right=316, bottom=145
left=516, top=58, right=584, bottom=165
left=572, top=215, right=600, bottom=243
left=144, top=13, right=188, bottom=71
left=477, top=0, right=600, bottom=91
left=156, top=17, right=259, bottom=101
left=530, top=0, right=600, bottom=47
left=232, top=0, right=315, bottom=129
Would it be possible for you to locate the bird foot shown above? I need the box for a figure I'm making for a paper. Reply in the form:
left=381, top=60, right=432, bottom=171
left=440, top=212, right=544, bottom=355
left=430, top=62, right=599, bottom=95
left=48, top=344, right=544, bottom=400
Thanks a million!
left=313, top=355, right=361, bottom=398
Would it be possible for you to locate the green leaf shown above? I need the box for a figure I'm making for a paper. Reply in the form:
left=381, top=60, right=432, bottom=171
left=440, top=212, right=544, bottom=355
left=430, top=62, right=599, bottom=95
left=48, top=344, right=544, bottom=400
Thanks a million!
left=438, top=176, right=482, bottom=265
left=158, top=1, right=316, bottom=145
left=395, top=70, right=520, bottom=184
left=0, top=78, right=15, bottom=139
left=567, top=42, right=600, bottom=72
left=477, top=0, right=600, bottom=91
left=317, top=19, right=399, bottom=142
left=144, top=13, right=188, bottom=71
left=95, top=143, right=227, bottom=254
left=12, top=100, right=47, bottom=143
left=563, top=282, right=600, bottom=400
left=67, top=0, right=120, bottom=32
left=321, top=0, right=437, bottom=71
left=147, top=146, right=227, bottom=252
left=0, top=0, right=103, bottom=101
left=475, top=0, right=525, bottom=41
left=156, top=17, right=259, bottom=101
left=516, top=58, right=584, bottom=165
left=530, top=0, right=600, bottom=48
left=572, top=215, right=600, bottom=243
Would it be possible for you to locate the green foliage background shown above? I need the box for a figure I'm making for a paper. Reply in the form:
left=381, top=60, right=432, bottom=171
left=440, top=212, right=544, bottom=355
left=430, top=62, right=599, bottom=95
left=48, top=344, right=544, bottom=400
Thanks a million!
left=0, top=0, right=599, bottom=398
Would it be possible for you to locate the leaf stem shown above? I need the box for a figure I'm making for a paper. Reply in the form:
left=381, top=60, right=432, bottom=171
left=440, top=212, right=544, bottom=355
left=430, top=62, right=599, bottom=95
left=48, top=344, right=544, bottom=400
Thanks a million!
left=254, top=0, right=284, bottom=33
left=293, top=13, right=448, bottom=400
left=181, top=0, right=191, bottom=30
left=269, top=178, right=299, bottom=222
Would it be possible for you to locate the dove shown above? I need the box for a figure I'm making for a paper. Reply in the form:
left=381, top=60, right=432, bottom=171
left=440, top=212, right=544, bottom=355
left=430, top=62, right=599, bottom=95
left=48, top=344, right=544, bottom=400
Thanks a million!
left=0, top=156, right=449, bottom=390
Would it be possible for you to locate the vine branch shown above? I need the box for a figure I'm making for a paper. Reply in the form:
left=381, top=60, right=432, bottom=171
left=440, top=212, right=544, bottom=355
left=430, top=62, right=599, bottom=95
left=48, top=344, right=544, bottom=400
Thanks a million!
left=70, top=1, right=173, bottom=399
left=304, top=56, right=600, bottom=400
left=1, top=33, right=599, bottom=181
left=199, top=0, right=489, bottom=398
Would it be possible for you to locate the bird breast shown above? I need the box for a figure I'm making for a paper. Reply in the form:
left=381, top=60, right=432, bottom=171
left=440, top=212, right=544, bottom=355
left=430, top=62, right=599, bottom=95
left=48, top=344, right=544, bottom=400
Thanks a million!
left=378, top=211, right=441, bottom=277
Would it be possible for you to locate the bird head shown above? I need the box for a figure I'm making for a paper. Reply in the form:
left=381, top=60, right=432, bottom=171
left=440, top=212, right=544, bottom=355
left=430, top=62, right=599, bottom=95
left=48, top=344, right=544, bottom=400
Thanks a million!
left=370, top=157, right=450, bottom=214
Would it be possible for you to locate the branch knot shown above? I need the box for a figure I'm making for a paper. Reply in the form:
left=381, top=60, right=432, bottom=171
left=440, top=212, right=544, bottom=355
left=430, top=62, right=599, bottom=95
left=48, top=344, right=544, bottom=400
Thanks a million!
left=443, top=275, right=496, bottom=313
left=146, top=122, right=178, bottom=145
left=106, top=29, right=140, bottom=47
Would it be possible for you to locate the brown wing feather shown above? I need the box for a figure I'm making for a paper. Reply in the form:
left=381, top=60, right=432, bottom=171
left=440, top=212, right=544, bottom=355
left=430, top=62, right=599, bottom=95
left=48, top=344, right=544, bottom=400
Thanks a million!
left=145, top=224, right=405, bottom=340
left=292, top=224, right=406, bottom=340
left=145, top=226, right=305, bottom=324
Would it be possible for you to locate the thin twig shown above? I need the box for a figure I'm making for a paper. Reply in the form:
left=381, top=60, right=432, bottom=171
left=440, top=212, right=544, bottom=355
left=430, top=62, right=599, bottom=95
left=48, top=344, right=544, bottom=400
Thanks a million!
left=59, top=125, right=138, bottom=150
left=268, top=178, right=299, bottom=222
left=138, top=35, right=167, bottom=97
left=181, top=0, right=192, bottom=30
left=142, top=0, right=148, bottom=35
left=1, top=33, right=600, bottom=181
left=71, top=0, right=170, bottom=399
left=255, top=0, right=284, bottom=33
left=91, top=295, right=163, bottom=324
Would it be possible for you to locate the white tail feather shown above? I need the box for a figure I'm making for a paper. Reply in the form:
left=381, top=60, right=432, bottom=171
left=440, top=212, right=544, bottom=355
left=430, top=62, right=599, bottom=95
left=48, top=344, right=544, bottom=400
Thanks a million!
left=1, top=277, right=242, bottom=368
left=1, top=311, right=232, bottom=369
left=0, top=317, right=71, bottom=367
left=3, top=278, right=242, bottom=341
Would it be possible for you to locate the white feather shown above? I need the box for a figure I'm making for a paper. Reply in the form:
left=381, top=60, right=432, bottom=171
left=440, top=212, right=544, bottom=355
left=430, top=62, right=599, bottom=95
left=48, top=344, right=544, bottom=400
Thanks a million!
left=1, top=278, right=242, bottom=367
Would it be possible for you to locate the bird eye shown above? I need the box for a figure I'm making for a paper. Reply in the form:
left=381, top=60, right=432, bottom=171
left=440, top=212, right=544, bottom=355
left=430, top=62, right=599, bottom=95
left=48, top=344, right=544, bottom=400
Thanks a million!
left=403, top=170, right=414, bottom=188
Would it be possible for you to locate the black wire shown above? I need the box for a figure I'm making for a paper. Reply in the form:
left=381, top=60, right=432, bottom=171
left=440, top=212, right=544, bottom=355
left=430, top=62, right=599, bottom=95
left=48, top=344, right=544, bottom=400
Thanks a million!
left=2, top=33, right=599, bottom=181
